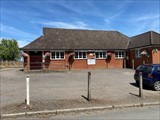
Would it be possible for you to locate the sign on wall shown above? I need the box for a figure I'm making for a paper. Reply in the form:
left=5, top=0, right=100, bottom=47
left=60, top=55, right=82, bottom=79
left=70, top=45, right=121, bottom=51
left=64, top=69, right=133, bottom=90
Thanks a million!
left=87, top=58, right=96, bottom=65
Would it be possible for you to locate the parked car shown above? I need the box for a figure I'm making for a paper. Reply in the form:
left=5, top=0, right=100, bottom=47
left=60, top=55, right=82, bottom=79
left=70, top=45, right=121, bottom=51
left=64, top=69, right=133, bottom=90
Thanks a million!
left=134, top=64, right=160, bottom=91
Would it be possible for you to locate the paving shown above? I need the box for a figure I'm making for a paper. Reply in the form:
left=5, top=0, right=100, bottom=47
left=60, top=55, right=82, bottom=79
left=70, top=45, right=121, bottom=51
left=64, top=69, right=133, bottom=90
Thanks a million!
left=1, top=68, right=160, bottom=115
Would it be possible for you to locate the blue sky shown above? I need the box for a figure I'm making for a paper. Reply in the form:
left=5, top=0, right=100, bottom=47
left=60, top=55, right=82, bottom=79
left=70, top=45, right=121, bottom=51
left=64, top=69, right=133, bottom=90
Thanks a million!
left=1, top=0, right=160, bottom=47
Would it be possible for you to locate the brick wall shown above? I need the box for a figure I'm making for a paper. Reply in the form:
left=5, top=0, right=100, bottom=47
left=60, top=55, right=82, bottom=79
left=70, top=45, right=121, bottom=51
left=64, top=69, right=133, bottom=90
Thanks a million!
left=107, top=51, right=124, bottom=68
left=24, top=50, right=125, bottom=71
left=23, top=51, right=30, bottom=72
left=128, top=47, right=160, bottom=69
left=70, top=51, right=124, bottom=69
left=48, top=48, right=160, bottom=71
left=54, top=51, right=123, bottom=70
left=152, top=48, right=160, bottom=64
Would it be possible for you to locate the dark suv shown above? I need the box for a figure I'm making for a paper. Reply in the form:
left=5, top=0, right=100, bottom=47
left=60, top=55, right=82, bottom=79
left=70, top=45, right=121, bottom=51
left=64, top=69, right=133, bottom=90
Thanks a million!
left=134, top=64, right=160, bottom=91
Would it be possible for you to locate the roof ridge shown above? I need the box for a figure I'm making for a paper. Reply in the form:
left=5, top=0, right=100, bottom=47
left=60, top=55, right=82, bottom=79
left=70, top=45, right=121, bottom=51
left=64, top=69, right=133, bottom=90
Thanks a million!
left=131, top=31, right=157, bottom=38
left=43, top=27, right=117, bottom=32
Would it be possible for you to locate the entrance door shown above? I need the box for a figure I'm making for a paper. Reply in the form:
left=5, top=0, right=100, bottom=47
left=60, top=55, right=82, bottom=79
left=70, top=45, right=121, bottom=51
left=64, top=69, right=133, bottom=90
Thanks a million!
left=30, top=51, right=42, bottom=70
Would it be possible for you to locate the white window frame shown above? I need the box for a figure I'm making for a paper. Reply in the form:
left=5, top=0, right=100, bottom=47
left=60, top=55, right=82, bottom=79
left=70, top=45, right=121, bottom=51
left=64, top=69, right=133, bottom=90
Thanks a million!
left=95, top=51, right=106, bottom=59
left=135, top=49, right=141, bottom=58
left=50, top=51, right=65, bottom=60
left=74, top=51, right=87, bottom=59
left=115, top=51, right=125, bottom=59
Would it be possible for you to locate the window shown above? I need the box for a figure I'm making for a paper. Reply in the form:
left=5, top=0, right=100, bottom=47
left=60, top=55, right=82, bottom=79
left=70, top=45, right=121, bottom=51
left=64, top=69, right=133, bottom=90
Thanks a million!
left=51, top=51, right=65, bottom=60
left=95, top=51, right=106, bottom=59
left=135, top=49, right=141, bottom=58
left=157, top=67, right=160, bottom=72
left=115, top=51, right=125, bottom=59
left=143, top=65, right=153, bottom=73
left=75, top=52, right=86, bottom=59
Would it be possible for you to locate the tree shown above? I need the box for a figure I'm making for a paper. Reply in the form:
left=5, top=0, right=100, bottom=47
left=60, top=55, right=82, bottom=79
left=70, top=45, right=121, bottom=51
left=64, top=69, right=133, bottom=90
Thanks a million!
left=0, top=39, right=20, bottom=61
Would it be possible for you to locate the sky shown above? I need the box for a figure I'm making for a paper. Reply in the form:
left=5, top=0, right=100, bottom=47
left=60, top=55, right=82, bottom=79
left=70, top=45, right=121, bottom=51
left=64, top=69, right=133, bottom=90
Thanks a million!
left=0, top=0, right=160, bottom=47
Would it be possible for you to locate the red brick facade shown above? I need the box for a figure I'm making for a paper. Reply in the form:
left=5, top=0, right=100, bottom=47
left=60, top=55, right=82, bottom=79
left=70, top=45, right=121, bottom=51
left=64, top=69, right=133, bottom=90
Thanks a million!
left=152, top=48, right=160, bottom=64
left=22, top=30, right=160, bottom=71
left=128, top=47, right=160, bottom=68
left=23, top=50, right=125, bottom=71
left=23, top=48, right=160, bottom=71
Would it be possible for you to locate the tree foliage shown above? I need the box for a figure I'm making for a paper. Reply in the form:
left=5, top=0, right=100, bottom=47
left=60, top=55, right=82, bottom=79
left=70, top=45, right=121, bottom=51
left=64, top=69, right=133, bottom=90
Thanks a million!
left=0, top=39, right=20, bottom=61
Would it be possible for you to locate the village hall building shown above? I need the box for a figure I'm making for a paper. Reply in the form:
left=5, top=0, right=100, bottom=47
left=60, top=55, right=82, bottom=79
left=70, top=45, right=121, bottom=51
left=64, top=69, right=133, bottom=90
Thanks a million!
left=21, top=28, right=160, bottom=71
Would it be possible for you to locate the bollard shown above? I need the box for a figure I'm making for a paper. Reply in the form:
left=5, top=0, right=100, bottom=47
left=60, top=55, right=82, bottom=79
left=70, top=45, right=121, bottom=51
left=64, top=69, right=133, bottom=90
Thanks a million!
left=139, top=72, right=143, bottom=98
left=132, top=59, right=134, bottom=69
left=143, top=60, right=145, bottom=64
left=123, top=59, right=126, bottom=68
left=26, top=75, right=30, bottom=105
left=88, top=72, right=91, bottom=101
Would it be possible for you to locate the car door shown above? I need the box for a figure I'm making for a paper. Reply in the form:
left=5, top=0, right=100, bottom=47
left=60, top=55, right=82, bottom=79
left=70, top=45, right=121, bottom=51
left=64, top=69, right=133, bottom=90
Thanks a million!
left=155, top=66, right=160, bottom=81
left=142, top=65, right=153, bottom=79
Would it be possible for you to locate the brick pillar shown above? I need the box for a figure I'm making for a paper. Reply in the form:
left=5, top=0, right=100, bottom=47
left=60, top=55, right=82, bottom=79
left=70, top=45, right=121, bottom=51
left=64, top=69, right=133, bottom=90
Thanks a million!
left=23, top=51, right=30, bottom=72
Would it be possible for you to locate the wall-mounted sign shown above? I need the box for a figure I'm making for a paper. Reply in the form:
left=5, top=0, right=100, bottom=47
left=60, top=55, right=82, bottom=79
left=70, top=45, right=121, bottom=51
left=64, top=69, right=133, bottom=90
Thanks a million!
left=87, top=58, right=96, bottom=65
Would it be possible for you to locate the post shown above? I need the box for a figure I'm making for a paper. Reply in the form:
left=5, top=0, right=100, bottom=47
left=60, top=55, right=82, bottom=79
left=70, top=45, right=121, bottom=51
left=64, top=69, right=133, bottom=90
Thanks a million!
left=1, top=59, right=3, bottom=67
left=42, top=58, right=45, bottom=71
left=123, top=59, right=126, bottom=68
left=132, top=59, right=134, bottom=69
left=143, top=60, right=145, bottom=64
left=87, top=72, right=91, bottom=101
left=42, top=52, right=45, bottom=71
left=139, top=72, right=143, bottom=98
left=26, top=75, right=30, bottom=105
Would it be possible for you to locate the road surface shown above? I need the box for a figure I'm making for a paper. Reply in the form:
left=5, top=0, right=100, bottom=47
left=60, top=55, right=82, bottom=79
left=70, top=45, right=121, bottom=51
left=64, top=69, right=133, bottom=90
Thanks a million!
left=13, top=105, right=160, bottom=120
left=50, top=105, right=160, bottom=120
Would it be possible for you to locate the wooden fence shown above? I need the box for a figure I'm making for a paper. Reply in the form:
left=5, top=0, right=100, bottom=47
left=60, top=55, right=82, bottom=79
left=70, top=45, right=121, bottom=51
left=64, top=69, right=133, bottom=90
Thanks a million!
left=0, top=60, right=23, bottom=68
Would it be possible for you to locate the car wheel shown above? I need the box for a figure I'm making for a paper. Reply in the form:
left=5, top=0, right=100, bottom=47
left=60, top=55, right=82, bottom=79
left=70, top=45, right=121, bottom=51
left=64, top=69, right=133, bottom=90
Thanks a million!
left=153, top=81, right=160, bottom=91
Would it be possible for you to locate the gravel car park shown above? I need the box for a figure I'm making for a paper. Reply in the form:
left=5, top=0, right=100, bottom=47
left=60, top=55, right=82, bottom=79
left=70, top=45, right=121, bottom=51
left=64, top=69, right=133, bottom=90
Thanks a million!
left=1, top=68, right=160, bottom=114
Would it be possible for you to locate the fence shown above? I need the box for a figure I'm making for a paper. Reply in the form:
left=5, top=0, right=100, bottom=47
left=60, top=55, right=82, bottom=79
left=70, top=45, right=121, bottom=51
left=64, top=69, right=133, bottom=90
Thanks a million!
left=0, top=60, right=23, bottom=68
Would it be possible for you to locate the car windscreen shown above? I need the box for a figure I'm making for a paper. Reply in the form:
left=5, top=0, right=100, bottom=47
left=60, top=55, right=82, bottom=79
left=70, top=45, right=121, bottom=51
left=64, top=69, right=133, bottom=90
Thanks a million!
left=136, top=65, right=144, bottom=71
left=143, top=65, right=153, bottom=73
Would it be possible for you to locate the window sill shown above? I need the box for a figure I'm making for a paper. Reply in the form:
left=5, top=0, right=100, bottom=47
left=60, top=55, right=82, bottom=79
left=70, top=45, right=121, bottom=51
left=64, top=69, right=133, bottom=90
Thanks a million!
left=96, top=58, right=106, bottom=59
left=74, top=58, right=87, bottom=60
left=115, top=58, right=124, bottom=59
left=50, top=59, right=65, bottom=60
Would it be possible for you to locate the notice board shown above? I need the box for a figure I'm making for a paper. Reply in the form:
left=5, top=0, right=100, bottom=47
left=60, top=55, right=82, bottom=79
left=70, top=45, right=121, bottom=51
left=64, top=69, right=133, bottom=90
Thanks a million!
left=87, top=58, right=96, bottom=65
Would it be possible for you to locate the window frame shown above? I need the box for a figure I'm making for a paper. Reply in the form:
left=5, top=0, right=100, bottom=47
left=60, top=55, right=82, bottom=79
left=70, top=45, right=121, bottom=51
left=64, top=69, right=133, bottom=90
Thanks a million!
left=135, top=49, right=141, bottom=58
left=74, top=51, right=87, bottom=59
left=114, top=51, right=125, bottom=59
left=95, top=51, right=106, bottom=59
left=50, top=51, right=65, bottom=60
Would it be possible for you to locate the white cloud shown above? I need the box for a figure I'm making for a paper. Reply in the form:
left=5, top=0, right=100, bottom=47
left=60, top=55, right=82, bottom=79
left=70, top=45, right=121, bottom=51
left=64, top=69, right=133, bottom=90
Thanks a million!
left=38, top=21, right=92, bottom=29
left=134, top=14, right=159, bottom=21
left=131, top=14, right=160, bottom=33
left=17, top=40, right=30, bottom=48
left=0, top=24, right=38, bottom=47
left=105, top=13, right=160, bottom=36
left=123, top=14, right=160, bottom=36
left=1, top=24, right=37, bottom=39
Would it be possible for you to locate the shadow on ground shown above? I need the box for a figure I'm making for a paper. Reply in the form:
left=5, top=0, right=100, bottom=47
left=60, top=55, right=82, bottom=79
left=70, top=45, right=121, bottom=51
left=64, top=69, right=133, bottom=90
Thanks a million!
left=130, top=83, right=153, bottom=91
